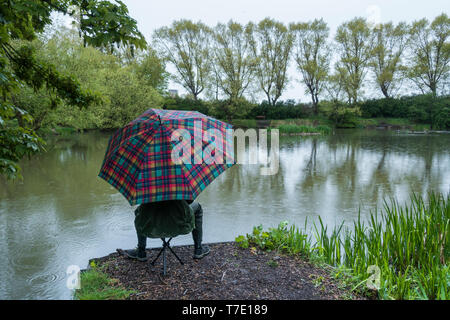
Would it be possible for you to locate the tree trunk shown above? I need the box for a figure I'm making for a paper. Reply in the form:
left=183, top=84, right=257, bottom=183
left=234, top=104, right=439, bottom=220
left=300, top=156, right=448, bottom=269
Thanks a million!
left=380, top=84, right=390, bottom=98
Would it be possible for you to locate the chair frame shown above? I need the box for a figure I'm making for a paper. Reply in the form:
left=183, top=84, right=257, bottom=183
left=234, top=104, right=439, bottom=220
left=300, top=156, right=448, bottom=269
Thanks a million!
left=150, top=237, right=184, bottom=275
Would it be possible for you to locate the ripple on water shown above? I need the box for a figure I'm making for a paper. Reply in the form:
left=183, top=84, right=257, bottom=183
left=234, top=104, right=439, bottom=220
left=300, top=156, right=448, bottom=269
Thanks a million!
left=103, top=213, right=133, bottom=238
left=7, top=240, right=59, bottom=272
left=27, top=269, right=66, bottom=286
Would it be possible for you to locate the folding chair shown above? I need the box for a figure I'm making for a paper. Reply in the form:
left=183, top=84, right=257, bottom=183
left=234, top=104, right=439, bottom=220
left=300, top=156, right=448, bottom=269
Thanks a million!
left=150, top=237, right=184, bottom=276
left=134, top=201, right=195, bottom=276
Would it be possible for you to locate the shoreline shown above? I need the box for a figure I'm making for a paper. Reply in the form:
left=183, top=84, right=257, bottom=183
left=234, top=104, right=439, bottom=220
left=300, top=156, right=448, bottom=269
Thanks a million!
left=77, top=241, right=365, bottom=300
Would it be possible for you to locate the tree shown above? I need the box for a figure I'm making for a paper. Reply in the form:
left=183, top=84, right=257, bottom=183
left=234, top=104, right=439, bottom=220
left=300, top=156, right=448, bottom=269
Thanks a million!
left=290, top=19, right=330, bottom=114
left=211, top=20, right=256, bottom=102
left=334, top=17, right=374, bottom=104
left=324, top=72, right=347, bottom=102
left=249, top=18, right=293, bottom=106
left=0, top=0, right=147, bottom=179
left=72, top=0, right=146, bottom=54
left=153, top=20, right=212, bottom=100
left=370, top=22, right=409, bottom=98
left=132, top=47, right=169, bottom=93
left=407, top=13, right=450, bottom=96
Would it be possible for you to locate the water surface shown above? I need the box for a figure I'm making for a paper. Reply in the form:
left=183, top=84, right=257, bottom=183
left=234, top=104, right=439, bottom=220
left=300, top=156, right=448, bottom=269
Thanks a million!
left=0, top=129, right=449, bottom=299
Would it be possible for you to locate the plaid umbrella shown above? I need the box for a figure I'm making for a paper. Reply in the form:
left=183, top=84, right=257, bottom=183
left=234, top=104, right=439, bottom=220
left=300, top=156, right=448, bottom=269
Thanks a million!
left=98, top=108, right=234, bottom=205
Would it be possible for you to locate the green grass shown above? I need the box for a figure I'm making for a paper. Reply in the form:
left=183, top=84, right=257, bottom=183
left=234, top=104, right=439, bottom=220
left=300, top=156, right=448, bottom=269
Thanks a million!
left=355, top=118, right=431, bottom=131
left=276, top=124, right=332, bottom=135
left=236, top=193, right=449, bottom=300
left=74, top=262, right=135, bottom=300
left=229, top=119, right=258, bottom=128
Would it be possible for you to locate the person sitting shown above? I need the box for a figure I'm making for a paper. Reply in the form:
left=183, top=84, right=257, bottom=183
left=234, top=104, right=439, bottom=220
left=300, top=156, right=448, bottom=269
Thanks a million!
left=124, top=199, right=210, bottom=261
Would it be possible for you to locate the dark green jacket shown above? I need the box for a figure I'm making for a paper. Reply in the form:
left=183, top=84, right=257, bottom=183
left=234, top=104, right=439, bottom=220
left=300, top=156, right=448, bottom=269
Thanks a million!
left=134, top=200, right=194, bottom=238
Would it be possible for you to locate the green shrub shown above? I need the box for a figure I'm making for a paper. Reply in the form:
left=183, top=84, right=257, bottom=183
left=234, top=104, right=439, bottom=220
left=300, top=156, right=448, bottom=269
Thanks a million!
left=237, top=193, right=450, bottom=300
left=327, top=102, right=361, bottom=127
left=164, top=96, right=211, bottom=115
left=360, top=94, right=450, bottom=129
left=247, top=100, right=308, bottom=120
left=75, top=264, right=135, bottom=300
left=277, top=124, right=331, bottom=134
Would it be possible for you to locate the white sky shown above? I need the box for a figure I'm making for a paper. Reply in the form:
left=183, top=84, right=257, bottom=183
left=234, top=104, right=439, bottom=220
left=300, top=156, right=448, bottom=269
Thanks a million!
left=121, top=0, right=449, bottom=102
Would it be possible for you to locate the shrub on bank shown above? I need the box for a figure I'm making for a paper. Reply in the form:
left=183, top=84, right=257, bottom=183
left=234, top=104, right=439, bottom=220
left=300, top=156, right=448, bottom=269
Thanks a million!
left=277, top=124, right=331, bottom=134
left=236, top=193, right=450, bottom=300
left=246, top=100, right=309, bottom=120
left=360, top=95, right=450, bottom=129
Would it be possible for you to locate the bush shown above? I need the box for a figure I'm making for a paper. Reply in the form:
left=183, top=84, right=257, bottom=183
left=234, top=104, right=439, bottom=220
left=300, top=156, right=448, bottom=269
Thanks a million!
left=327, top=102, right=361, bottom=127
left=277, top=124, right=331, bottom=134
left=360, top=94, right=450, bottom=129
left=247, top=100, right=308, bottom=120
left=163, top=96, right=211, bottom=115
left=208, top=98, right=256, bottom=120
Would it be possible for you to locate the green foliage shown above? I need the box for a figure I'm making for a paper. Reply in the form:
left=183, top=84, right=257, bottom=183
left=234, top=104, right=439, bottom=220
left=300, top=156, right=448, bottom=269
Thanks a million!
left=276, top=124, right=331, bottom=134
left=407, top=14, right=450, bottom=95
left=0, top=0, right=148, bottom=179
left=370, top=22, right=409, bottom=98
left=209, top=98, right=256, bottom=120
left=326, top=101, right=361, bottom=127
left=360, top=94, right=450, bottom=129
left=334, top=17, right=374, bottom=104
left=249, top=18, right=294, bottom=106
left=236, top=193, right=450, bottom=300
left=97, top=67, right=163, bottom=128
left=211, top=21, right=256, bottom=102
left=76, top=0, right=146, bottom=53
left=237, top=220, right=312, bottom=256
left=0, top=102, right=45, bottom=179
left=132, top=47, right=168, bottom=93
left=75, top=264, right=135, bottom=300
left=14, top=29, right=164, bottom=130
left=163, top=96, right=211, bottom=116
left=290, top=19, right=330, bottom=113
left=154, top=19, right=212, bottom=100
left=247, top=100, right=306, bottom=119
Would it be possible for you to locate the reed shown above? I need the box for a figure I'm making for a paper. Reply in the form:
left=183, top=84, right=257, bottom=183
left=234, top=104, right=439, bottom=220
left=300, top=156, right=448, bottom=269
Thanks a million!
left=276, top=124, right=332, bottom=134
left=237, top=192, right=449, bottom=300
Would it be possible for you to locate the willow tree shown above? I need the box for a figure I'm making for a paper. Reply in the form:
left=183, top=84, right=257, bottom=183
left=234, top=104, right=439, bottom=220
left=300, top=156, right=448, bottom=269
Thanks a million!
left=334, top=17, right=374, bottom=104
left=370, top=22, right=409, bottom=98
left=211, top=21, right=256, bottom=102
left=249, top=18, right=293, bottom=106
left=290, top=19, right=330, bottom=114
left=153, top=20, right=212, bottom=100
left=407, top=13, right=450, bottom=96
left=0, top=0, right=146, bottom=179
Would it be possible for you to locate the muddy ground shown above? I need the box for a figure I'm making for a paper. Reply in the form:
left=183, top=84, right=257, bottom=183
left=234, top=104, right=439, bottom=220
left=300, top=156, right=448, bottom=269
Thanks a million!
left=89, top=242, right=365, bottom=300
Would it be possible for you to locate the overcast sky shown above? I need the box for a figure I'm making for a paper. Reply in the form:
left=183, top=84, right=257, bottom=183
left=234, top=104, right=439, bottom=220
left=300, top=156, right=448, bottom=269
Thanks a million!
left=120, top=0, right=449, bottom=102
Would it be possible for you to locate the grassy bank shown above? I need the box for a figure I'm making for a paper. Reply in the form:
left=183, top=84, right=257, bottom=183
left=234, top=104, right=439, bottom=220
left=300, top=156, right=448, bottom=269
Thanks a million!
left=229, top=117, right=430, bottom=131
left=37, top=117, right=431, bottom=138
left=74, top=261, right=135, bottom=300
left=236, top=193, right=449, bottom=300
left=276, top=124, right=332, bottom=135
left=354, top=118, right=431, bottom=131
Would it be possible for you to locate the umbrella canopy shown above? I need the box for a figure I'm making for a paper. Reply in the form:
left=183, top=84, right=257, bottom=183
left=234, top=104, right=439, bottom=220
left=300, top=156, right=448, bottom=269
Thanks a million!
left=98, top=108, right=234, bottom=205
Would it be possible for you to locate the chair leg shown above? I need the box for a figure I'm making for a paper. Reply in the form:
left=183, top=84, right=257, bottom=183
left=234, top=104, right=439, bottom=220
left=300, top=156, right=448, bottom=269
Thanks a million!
left=150, top=238, right=184, bottom=275
left=162, top=243, right=166, bottom=276
left=150, top=245, right=165, bottom=266
left=167, top=243, right=184, bottom=265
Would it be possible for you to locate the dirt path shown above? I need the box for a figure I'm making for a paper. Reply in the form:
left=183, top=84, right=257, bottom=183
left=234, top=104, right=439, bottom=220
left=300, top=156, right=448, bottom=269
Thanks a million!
left=90, top=242, right=361, bottom=300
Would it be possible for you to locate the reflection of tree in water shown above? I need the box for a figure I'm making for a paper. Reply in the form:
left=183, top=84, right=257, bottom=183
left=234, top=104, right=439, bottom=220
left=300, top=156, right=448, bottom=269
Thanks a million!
left=0, top=132, right=114, bottom=220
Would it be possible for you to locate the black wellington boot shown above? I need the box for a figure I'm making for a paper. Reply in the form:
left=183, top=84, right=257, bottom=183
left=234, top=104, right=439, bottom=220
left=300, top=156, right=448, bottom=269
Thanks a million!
left=125, top=235, right=148, bottom=262
left=191, top=202, right=210, bottom=259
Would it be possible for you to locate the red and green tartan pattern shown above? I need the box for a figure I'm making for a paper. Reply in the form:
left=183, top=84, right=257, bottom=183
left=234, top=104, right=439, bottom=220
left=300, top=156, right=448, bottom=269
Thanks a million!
left=98, top=109, right=234, bottom=205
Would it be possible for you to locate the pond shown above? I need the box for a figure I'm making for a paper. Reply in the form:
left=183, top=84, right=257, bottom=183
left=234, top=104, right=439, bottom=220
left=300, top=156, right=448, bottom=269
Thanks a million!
left=0, top=129, right=449, bottom=299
